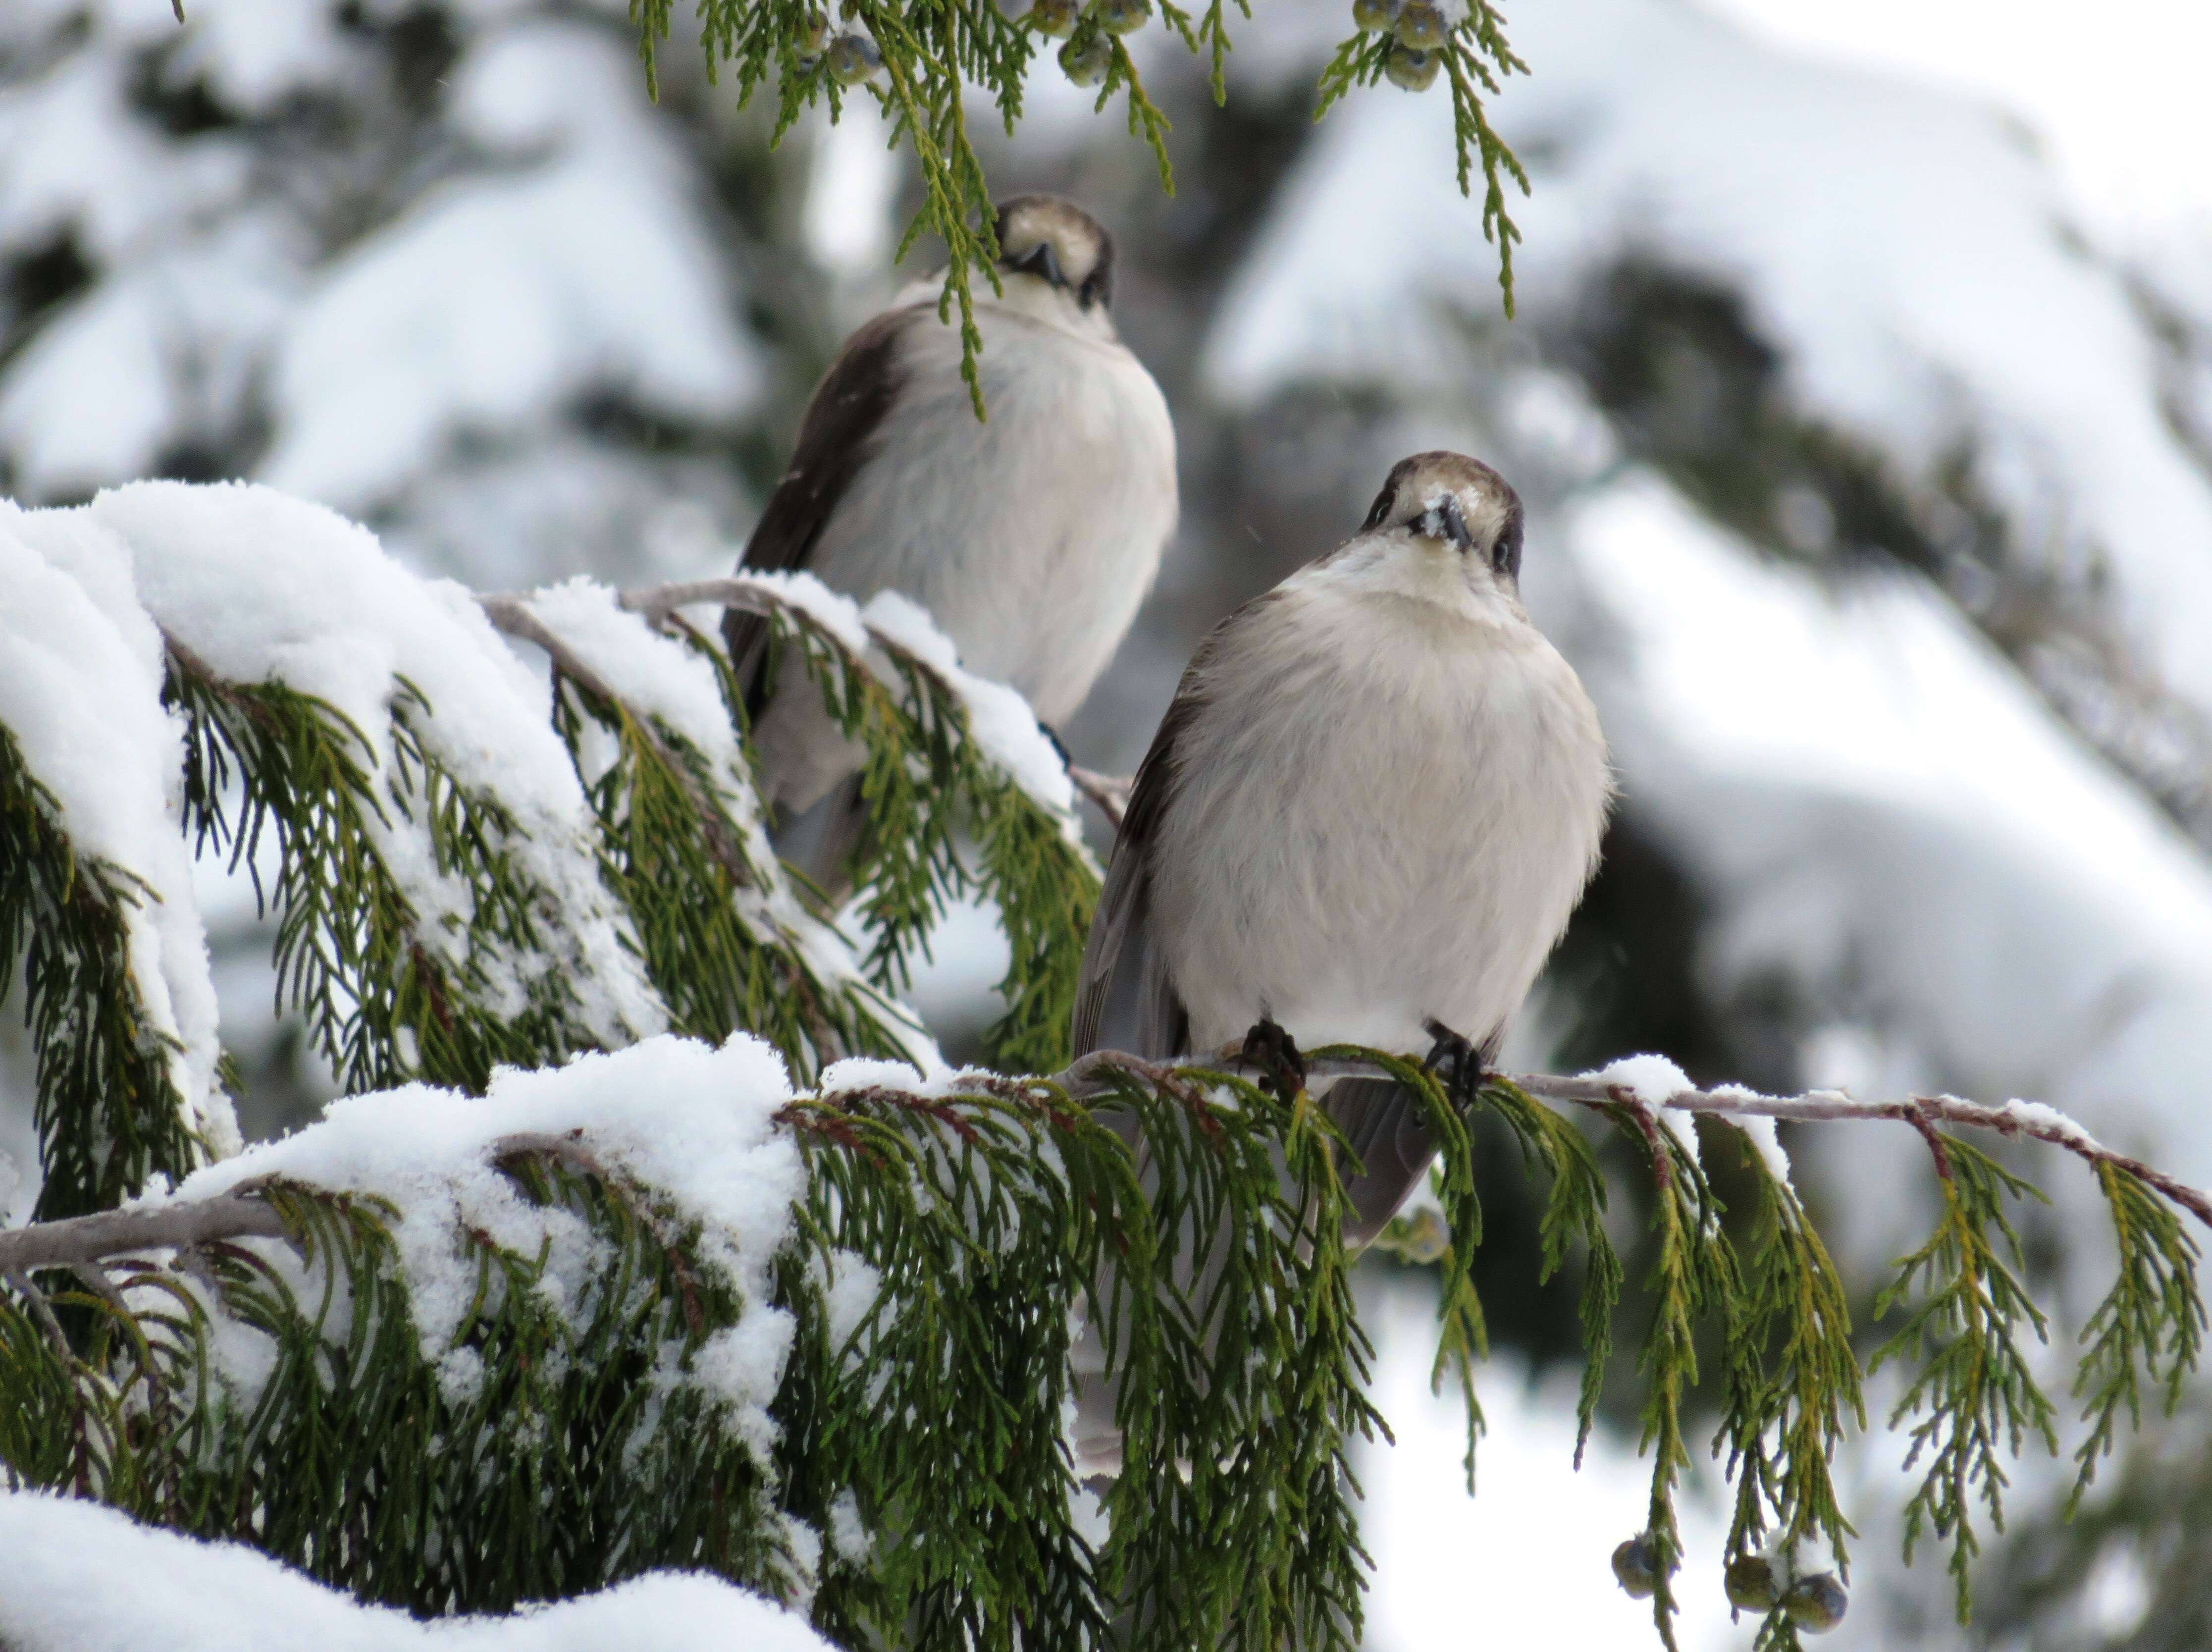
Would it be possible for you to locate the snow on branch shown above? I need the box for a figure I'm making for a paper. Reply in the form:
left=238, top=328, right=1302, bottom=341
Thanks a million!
left=2, top=1023, right=2208, bottom=1649
left=6, top=483, right=2209, bottom=1650
left=0, top=485, right=1103, bottom=1224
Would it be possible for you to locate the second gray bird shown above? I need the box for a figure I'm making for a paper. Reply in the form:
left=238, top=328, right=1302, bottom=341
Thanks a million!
left=726, top=194, right=1177, bottom=892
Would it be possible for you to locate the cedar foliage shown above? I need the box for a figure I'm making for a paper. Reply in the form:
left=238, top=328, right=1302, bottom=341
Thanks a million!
left=633, top=0, right=1528, bottom=407
left=1, top=528, right=2209, bottom=1645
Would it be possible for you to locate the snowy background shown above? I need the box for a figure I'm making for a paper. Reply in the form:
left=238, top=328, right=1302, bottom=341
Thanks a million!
left=4, top=0, right=2212, bottom=1644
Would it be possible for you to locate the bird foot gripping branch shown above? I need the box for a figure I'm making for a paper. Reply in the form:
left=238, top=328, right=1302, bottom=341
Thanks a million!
left=1238, top=1016, right=1309, bottom=1104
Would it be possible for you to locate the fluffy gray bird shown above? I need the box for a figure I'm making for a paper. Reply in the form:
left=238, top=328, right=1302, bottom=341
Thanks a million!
left=1076, top=452, right=1609, bottom=1082
left=725, top=194, right=1177, bottom=888
left=1069, top=454, right=1611, bottom=1470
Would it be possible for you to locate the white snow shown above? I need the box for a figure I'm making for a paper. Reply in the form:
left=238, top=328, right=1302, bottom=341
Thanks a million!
left=1356, top=1282, right=1737, bottom=1652
left=1706, top=1087, right=1794, bottom=1186
left=174, top=1034, right=805, bottom=1437
left=0, top=502, right=236, bottom=1160
left=1582, top=1053, right=1701, bottom=1172
left=166, top=0, right=353, bottom=116
left=724, top=569, right=874, bottom=664
left=0, top=1490, right=834, bottom=1652
left=1582, top=1053, right=1694, bottom=1109
left=257, top=22, right=759, bottom=513
left=82, top=480, right=668, bottom=1050
left=1991, top=1097, right=2107, bottom=1156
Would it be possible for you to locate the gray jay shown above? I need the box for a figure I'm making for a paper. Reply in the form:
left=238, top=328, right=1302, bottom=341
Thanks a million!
left=1068, top=451, right=1612, bottom=1473
left=725, top=194, right=1178, bottom=890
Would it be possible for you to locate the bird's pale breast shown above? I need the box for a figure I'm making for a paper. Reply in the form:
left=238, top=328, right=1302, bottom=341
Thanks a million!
left=1152, top=583, right=1609, bottom=1057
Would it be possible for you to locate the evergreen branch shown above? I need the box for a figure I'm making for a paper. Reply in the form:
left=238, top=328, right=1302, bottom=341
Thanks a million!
left=1466, top=1075, right=1622, bottom=1463
left=2067, top=1159, right=2205, bottom=1512
left=0, top=726, right=204, bottom=1221
left=164, top=644, right=613, bottom=1096
left=617, top=575, right=1097, bottom=1072
left=1506, top=1074, right=2212, bottom=1233
left=1870, top=1131, right=2057, bottom=1620
left=660, top=0, right=1526, bottom=399
left=0, top=1187, right=289, bottom=1275
left=1714, top=1125, right=1863, bottom=1610
left=1612, top=1097, right=1733, bottom=1652
left=479, top=596, right=753, bottom=891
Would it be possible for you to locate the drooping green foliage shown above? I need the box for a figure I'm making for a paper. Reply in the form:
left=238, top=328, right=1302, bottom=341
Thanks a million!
left=6, top=537, right=2212, bottom=1646
left=2069, top=1159, right=2206, bottom=1511
left=0, top=1168, right=796, bottom=1610
left=1871, top=1130, right=2060, bottom=1617
left=630, top=0, right=1528, bottom=407
left=170, top=659, right=603, bottom=1098
left=0, top=731, right=200, bottom=1222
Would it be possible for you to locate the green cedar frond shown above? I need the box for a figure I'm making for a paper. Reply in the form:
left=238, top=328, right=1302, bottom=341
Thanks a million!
left=661, top=0, right=1525, bottom=402
left=1715, top=1125, right=1863, bottom=1650
left=1476, top=1075, right=1623, bottom=1465
left=547, top=655, right=913, bottom=1078
left=1870, top=1130, right=2058, bottom=1621
left=2068, top=1158, right=2205, bottom=1512
left=166, top=657, right=609, bottom=1094
left=0, top=727, right=202, bottom=1221
left=1608, top=1103, right=1734, bottom=1652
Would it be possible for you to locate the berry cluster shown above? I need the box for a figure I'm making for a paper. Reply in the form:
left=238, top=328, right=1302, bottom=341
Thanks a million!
left=791, top=9, right=883, bottom=84
left=1350, top=0, right=1451, bottom=91
left=1029, top=0, right=1153, bottom=86
left=1611, top=1535, right=1850, bottom=1635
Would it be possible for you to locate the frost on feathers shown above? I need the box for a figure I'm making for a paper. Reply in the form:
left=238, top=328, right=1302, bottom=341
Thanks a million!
left=0, top=501, right=237, bottom=1162
left=83, top=480, right=669, bottom=1053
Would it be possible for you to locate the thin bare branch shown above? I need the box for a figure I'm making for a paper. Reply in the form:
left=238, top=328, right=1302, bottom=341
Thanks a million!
left=1507, top=1072, right=2212, bottom=1231
left=3, top=1268, right=72, bottom=1357
left=0, top=1190, right=290, bottom=1275
left=8, top=1059, right=2206, bottom=1274
left=1067, top=766, right=1131, bottom=830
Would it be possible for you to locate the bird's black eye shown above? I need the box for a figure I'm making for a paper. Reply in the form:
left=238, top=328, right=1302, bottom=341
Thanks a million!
left=1491, top=517, right=1524, bottom=582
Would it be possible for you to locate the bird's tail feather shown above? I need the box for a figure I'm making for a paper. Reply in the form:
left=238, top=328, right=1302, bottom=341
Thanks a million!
left=1328, top=1076, right=1440, bottom=1248
left=769, top=773, right=873, bottom=908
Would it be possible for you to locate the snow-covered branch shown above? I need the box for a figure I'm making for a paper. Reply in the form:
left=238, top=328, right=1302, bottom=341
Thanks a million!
left=1504, top=1068, right=2212, bottom=1231
left=10, top=1053, right=2202, bottom=1284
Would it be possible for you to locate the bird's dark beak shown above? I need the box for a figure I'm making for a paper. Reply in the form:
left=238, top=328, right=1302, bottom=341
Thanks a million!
left=1418, top=494, right=1475, bottom=554
left=1004, top=239, right=1069, bottom=290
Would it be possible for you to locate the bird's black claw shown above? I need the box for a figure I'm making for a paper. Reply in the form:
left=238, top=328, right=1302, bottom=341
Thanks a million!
left=1422, top=1018, right=1486, bottom=1109
left=1241, top=1016, right=1307, bottom=1103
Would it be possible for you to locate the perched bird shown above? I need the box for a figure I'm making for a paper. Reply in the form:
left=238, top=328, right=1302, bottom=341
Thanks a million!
left=1075, top=452, right=1609, bottom=1099
left=725, top=194, right=1178, bottom=890
left=1067, top=452, right=1611, bottom=1471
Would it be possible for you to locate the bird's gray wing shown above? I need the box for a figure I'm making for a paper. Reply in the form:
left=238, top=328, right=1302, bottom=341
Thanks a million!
left=1071, top=681, right=1203, bottom=1061
left=723, top=307, right=921, bottom=718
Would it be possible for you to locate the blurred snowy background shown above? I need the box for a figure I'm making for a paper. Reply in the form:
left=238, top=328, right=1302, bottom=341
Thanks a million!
left=4, top=0, right=2212, bottom=1644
